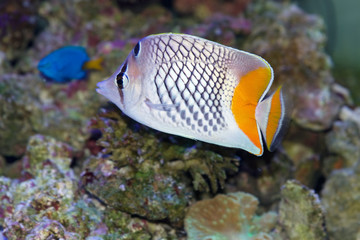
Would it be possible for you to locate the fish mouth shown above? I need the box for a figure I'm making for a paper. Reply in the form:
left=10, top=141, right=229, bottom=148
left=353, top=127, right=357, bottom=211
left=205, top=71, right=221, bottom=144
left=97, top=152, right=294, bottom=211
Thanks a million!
left=96, top=81, right=104, bottom=95
left=96, top=77, right=122, bottom=105
left=96, top=79, right=111, bottom=96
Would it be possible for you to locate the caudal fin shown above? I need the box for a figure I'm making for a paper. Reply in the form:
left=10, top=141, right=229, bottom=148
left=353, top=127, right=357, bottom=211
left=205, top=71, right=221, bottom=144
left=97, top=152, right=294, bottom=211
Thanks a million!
left=255, top=86, right=289, bottom=151
left=83, top=57, right=104, bottom=71
left=231, top=65, right=273, bottom=156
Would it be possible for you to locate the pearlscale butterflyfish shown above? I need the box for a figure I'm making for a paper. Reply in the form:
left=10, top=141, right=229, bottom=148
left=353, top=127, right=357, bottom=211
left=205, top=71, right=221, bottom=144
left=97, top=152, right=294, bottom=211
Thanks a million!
left=97, top=33, right=289, bottom=156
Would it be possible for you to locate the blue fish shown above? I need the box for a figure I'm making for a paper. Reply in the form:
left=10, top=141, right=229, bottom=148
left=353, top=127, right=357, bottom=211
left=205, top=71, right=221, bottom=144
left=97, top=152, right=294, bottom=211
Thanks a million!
left=37, top=46, right=103, bottom=83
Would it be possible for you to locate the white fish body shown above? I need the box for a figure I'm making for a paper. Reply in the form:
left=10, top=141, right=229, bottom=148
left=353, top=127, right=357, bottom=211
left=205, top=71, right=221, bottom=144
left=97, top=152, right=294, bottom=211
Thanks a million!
left=97, top=33, right=288, bottom=156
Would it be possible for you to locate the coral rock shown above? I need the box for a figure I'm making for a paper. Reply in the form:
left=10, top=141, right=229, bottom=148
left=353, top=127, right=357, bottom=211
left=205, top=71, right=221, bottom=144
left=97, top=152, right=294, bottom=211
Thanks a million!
left=321, top=161, right=360, bottom=240
left=27, top=134, right=74, bottom=173
left=82, top=161, right=191, bottom=226
left=277, top=180, right=327, bottom=240
left=325, top=120, right=360, bottom=172
left=185, top=192, right=277, bottom=240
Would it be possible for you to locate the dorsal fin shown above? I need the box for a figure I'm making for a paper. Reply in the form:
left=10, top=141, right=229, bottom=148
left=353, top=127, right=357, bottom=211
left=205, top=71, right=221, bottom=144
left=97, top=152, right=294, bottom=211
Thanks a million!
left=231, top=66, right=273, bottom=156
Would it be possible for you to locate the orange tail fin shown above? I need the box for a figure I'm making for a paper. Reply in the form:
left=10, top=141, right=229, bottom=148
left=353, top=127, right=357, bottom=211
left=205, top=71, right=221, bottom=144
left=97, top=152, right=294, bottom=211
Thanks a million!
left=255, top=86, right=289, bottom=151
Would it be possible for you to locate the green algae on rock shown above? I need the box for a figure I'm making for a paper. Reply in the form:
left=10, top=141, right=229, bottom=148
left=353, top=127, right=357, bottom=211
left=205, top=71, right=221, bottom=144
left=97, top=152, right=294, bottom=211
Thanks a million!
left=89, top=109, right=238, bottom=193
left=101, top=206, right=181, bottom=239
left=3, top=135, right=79, bottom=239
left=0, top=74, right=40, bottom=157
left=3, top=134, right=176, bottom=239
left=185, top=192, right=277, bottom=240
left=26, top=134, right=74, bottom=173
left=277, top=180, right=327, bottom=240
left=81, top=156, right=191, bottom=226
left=3, top=135, right=97, bottom=239
left=166, top=146, right=239, bottom=193
left=0, top=73, right=102, bottom=159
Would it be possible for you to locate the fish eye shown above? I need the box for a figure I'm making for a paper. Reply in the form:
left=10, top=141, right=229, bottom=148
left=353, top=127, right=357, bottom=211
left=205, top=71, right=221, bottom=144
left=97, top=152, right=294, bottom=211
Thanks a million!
left=115, top=72, right=129, bottom=89
left=133, top=42, right=140, bottom=57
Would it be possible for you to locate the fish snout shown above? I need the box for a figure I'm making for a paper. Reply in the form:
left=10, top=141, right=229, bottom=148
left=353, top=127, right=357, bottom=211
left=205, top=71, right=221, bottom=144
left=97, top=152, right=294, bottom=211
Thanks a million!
left=96, top=77, right=123, bottom=108
left=96, top=78, right=113, bottom=96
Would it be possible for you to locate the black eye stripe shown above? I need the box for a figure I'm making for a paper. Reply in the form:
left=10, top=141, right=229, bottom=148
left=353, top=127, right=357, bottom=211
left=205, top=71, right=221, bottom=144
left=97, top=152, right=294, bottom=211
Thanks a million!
left=134, top=42, right=140, bottom=56
left=117, top=60, right=129, bottom=90
left=120, top=61, right=128, bottom=73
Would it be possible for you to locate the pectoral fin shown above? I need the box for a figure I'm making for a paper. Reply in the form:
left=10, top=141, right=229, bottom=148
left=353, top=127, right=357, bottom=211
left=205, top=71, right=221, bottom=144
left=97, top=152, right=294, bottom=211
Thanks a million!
left=145, top=99, right=178, bottom=111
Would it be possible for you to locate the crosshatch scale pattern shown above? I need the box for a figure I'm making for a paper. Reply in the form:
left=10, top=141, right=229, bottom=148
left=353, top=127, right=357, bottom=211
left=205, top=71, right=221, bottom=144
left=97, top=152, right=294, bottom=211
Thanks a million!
left=147, top=34, right=238, bottom=137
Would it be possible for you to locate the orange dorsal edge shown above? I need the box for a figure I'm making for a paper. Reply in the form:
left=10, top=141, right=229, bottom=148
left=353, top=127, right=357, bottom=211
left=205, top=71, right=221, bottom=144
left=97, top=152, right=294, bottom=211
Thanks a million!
left=231, top=66, right=272, bottom=156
